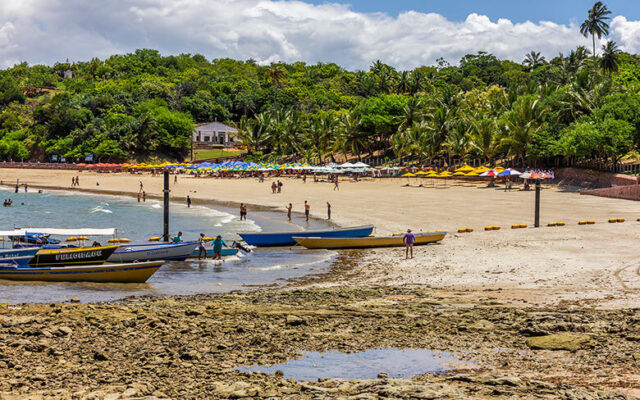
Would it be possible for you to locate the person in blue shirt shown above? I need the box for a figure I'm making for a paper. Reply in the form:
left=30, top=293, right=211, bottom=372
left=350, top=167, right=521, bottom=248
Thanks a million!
left=212, top=235, right=227, bottom=260
left=172, top=232, right=183, bottom=243
left=403, top=229, right=416, bottom=259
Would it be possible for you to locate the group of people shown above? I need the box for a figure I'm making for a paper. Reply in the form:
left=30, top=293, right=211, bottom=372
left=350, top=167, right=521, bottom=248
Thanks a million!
left=71, top=176, right=80, bottom=187
left=3, top=199, right=13, bottom=207
left=270, top=180, right=284, bottom=193
left=169, top=231, right=226, bottom=260
left=284, top=201, right=330, bottom=222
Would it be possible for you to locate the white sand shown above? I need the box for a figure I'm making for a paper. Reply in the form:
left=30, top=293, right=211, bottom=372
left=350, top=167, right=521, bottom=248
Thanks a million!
left=2, top=168, right=640, bottom=308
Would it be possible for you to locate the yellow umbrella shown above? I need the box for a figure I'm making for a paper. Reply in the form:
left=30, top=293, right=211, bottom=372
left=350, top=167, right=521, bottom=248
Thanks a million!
left=415, top=171, right=429, bottom=175
left=452, top=171, right=467, bottom=176
left=438, top=171, right=453, bottom=177
left=494, top=166, right=505, bottom=172
left=402, top=173, right=416, bottom=177
left=465, top=171, right=480, bottom=177
left=474, top=166, right=490, bottom=173
left=454, top=165, right=475, bottom=173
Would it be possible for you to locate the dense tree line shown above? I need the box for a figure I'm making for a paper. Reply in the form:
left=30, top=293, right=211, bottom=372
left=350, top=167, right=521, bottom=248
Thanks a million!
left=0, top=3, right=638, bottom=166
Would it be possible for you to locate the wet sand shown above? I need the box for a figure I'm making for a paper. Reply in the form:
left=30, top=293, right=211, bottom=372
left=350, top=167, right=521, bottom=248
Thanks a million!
left=2, top=168, right=640, bottom=308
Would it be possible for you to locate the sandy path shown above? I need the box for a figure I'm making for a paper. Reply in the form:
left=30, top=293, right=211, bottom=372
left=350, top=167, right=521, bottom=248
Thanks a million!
left=2, top=168, right=640, bottom=308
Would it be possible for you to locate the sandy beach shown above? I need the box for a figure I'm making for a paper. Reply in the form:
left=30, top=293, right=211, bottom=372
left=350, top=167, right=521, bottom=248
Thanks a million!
left=2, top=168, right=640, bottom=308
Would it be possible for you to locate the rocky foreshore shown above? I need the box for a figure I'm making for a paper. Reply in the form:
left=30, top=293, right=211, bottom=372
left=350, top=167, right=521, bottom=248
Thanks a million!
left=0, top=287, right=638, bottom=399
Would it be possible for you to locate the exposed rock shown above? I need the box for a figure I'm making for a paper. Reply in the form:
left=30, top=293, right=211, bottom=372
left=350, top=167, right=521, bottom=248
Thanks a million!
left=56, top=326, right=73, bottom=336
left=285, top=315, right=307, bottom=326
left=525, top=333, right=594, bottom=352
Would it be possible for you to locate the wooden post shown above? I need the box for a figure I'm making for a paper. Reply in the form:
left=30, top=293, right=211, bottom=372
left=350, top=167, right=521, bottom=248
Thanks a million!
left=163, top=171, right=170, bottom=242
left=534, top=181, right=541, bottom=228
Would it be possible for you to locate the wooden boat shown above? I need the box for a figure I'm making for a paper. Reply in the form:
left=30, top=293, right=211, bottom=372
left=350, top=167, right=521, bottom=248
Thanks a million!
left=188, top=247, right=238, bottom=258
left=239, top=225, right=375, bottom=247
left=108, top=242, right=199, bottom=263
left=0, top=261, right=163, bottom=283
left=0, top=247, right=40, bottom=266
left=293, top=231, right=447, bottom=249
left=29, top=245, right=119, bottom=267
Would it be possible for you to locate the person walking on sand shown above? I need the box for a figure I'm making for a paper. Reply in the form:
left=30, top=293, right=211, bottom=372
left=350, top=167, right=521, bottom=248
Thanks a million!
left=403, top=229, right=416, bottom=259
left=76, top=176, right=79, bottom=186
left=327, top=202, right=331, bottom=220
left=286, top=203, right=292, bottom=221
left=304, top=201, right=310, bottom=222
left=333, top=177, right=339, bottom=191
left=240, top=203, right=247, bottom=221
left=71, top=177, right=75, bottom=187
left=271, top=182, right=277, bottom=194
left=187, top=195, right=191, bottom=208
left=139, top=181, right=144, bottom=192
left=174, top=175, right=178, bottom=184
left=277, top=180, right=282, bottom=193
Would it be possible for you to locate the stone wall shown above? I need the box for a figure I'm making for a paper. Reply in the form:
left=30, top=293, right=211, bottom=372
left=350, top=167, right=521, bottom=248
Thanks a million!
left=555, top=168, right=637, bottom=189
left=580, top=184, right=640, bottom=201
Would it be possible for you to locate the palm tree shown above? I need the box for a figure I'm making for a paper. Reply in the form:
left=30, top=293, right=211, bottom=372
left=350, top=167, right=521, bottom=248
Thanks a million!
left=523, top=51, right=546, bottom=71
left=235, top=114, right=272, bottom=152
left=500, top=95, right=548, bottom=164
left=265, top=64, right=287, bottom=122
left=469, top=118, right=500, bottom=166
left=600, top=40, right=621, bottom=75
left=580, top=1, right=611, bottom=77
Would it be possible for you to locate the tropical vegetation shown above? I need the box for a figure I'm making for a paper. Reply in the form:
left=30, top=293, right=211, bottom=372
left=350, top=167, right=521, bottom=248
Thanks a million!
left=0, top=2, right=638, bottom=167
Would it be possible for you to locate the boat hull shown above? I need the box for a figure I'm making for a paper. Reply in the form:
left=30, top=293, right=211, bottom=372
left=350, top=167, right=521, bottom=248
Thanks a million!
left=293, top=231, right=447, bottom=249
left=0, top=261, right=163, bottom=283
left=29, top=246, right=119, bottom=267
left=0, top=248, right=40, bottom=266
left=239, top=225, right=375, bottom=247
left=188, top=247, right=238, bottom=258
left=107, top=242, right=198, bottom=263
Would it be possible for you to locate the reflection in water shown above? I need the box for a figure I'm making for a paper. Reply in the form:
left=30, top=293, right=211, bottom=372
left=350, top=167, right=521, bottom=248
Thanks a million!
left=236, top=348, right=474, bottom=381
left=0, top=187, right=334, bottom=303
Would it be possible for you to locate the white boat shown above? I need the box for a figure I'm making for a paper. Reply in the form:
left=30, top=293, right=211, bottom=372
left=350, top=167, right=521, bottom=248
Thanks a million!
left=107, top=242, right=199, bottom=263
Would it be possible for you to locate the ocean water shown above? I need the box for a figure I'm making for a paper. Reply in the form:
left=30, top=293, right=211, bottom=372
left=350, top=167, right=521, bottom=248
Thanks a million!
left=0, top=187, right=335, bottom=303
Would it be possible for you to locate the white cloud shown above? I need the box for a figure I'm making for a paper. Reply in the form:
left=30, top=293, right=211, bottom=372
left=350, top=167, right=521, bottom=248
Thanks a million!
left=0, top=0, right=637, bottom=70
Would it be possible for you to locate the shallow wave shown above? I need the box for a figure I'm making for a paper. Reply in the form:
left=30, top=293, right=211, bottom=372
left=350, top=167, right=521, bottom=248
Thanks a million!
left=90, top=206, right=112, bottom=214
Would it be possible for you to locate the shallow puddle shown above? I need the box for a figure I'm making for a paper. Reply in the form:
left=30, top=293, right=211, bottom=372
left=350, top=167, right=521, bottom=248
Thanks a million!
left=236, top=348, right=472, bottom=381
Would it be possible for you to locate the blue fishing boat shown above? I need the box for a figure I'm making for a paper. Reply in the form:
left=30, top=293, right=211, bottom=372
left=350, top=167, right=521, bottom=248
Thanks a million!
left=0, top=248, right=39, bottom=266
left=188, top=247, right=238, bottom=258
left=238, top=225, right=375, bottom=247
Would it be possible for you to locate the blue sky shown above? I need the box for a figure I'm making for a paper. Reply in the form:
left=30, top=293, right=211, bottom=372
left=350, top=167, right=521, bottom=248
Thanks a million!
left=305, top=0, right=639, bottom=24
left=1, top=0, right=639, bottom=69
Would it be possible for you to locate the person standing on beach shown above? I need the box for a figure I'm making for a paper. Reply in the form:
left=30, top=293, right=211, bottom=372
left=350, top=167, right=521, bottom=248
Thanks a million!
left=286, top=203, right=292, bottom=221
left=76, top=176, right=79, bottom=186
left=187, top=195, right=191, bottom=208
left=277, top=180, right=282, bottom=193
left=142, top=191, right=146, bottom=202
left=198, top=233, right=208, bottom=259
left=71, top=177, right=75, bottom=187
left=271, top=182, right=277, bottom=194
left=327, top=202, right=331, bottom=220
left=333, top=177, right=339, bottom=191
left=304, top=201, right=310, bottom=222
left=403, top=229, right=416, bottom=259
left=240, top=203, right=247, bottom=221
left=137, top=192, right=141, bottom=203
left=174, top=175, right=178, bottom=184
left=139, top=181, right=144, bottom=192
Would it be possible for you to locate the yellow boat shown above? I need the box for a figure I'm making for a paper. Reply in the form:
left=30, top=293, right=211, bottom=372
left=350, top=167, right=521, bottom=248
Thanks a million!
left=293, top=231, right=446, bottom=249
left=0, top=261, right=163, bottom=283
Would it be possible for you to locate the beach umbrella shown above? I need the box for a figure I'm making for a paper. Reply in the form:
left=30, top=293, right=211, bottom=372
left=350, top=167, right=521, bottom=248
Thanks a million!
left=497, top=168, right=522, bottom=176
left=454, top=165, right=475, bottom=173
left=465, top=171, right=480, bottom=177
left=352, top=161, right=369, bottom=168
left=479, top=169, right=498, bottom=177
left=401, top=172, right=416, bottom=186
left=452, top=171, right=467, bottom=176
left=474, top=166, right=490, bottom=174
left=494, top=166, right=505, bottom=173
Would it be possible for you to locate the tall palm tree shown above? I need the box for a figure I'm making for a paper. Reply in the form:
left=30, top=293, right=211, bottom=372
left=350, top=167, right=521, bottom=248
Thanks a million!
left=522, top=51, right=546, bottom=71
left=265, top=64, right=287, bottom=123
left=580, top=1, right=611, bottom=77
left=600, top=40, right=621, bottom=75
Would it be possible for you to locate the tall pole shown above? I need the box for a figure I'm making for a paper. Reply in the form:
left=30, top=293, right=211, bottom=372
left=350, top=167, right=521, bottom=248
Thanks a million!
left=163, top=171, right=170, bottom=242
left=534, top=181, right=541, bottom=228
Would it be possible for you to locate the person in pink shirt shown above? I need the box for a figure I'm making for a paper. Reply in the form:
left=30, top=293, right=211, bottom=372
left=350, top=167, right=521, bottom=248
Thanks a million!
left=403, top=229, right=416, bottom=259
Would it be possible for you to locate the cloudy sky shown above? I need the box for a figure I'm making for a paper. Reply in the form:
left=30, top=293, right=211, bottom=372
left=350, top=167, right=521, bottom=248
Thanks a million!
left=0, top=0, right=638, bottom=70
